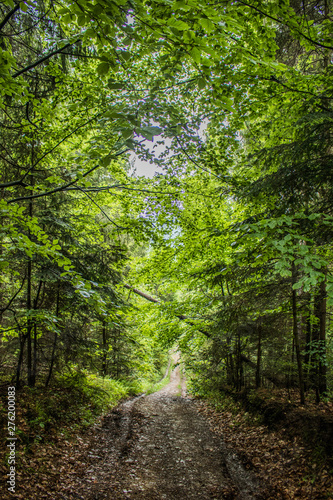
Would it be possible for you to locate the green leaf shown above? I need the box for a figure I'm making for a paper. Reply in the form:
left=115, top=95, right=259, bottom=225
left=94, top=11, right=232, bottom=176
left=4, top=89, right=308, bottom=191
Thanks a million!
left=139, top=126, right=163, bottom=140
left=62, top=13, right=72, bottom=24
left=101, top=155, right=112, bottom=167
left=223, top=97, right=233, bottom=112
left=119, top=51, right=131, bottom=61
left=167, top=18, right=190, bottom=30
left=190, top=47, right=201, bottom=64
left=97, top=62, right=110, bottom=76
left=173, top=1, right=191, bottom=11
left=199, top=18, right=215, bottom=34
left=108, top=83, right=124, bottom=90
left=140, top=131, right=153, bottom=140
left=120, top=128, right=133, bottom=139
left=93, top=4, right=103, bottom=15
left=141, top=126, right=163, bottom=135
left=77, top=15, right=86, bottom=27
left=198, top=77, right=206, bottom=89
left=124, top=138, right=138, bottom=149
left=308, top=213, right=320, bottom=220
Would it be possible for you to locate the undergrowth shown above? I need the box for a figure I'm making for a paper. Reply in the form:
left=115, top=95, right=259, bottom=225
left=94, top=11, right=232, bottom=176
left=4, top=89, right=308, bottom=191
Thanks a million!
left=145, top=358, right=173, bottom=395
left=0, top=359, right=170, bottom=462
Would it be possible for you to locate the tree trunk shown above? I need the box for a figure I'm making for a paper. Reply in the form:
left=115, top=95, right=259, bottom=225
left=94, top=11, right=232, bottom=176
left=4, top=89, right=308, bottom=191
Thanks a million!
left=256, top=321, right=262, bottom=389
left=304, top=293, right=312, bottom=392
left=45, top=281, right=60, bottom=387
left=16, top=334, right=26, bottom=389
left=102, top=322, right=107, bottom=377
left=236, top=332, right=242, bottom=391
left=240, top=354, right=282, bottom=387
left=313, top=280, right=327, bottom=401
left=27, top=258, right=33, bottom=387
left=31, top=280, right=43, bottom=386
left=291, top=262, right=305, bottom=404
left=318, top=284, right=327, bottom=397
left=27, top=168, right=34, bottom=387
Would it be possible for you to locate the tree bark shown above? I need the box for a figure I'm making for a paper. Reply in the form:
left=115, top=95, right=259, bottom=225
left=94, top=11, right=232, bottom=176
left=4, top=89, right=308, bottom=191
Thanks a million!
left=27, top=258, right=33, bottom=387
left=256, top=322, right=262, bottom=389
left=31, top=280, right=43, bottom=386
left=291, top=262, right=305, bottom=404
left=102, top=322, right=107, bottom=377
left=304, top=293, right=312, bottom=392
left=313, top=280, right=327, bottom=401
left=16, top=334, right=26, bottom=389
left=240, top=354, right=282, bottom=387
left=26, top=164, right=35, bottom=387
left=45, top=281, right=60, bottom=387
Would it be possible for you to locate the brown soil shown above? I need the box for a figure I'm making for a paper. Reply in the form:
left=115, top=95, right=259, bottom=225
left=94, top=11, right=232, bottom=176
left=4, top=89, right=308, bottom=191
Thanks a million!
left=3, top=359, right=332, bottom=499
left=3, top=357, right=289, bottom=499
left=197, top=392, right=333, bottom=499
left=52, top=355, right=263, bottom=500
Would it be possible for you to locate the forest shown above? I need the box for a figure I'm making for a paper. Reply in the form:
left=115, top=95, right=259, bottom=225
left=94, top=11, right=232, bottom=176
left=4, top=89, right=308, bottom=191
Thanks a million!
left=0, top=0, right=333, bottom=498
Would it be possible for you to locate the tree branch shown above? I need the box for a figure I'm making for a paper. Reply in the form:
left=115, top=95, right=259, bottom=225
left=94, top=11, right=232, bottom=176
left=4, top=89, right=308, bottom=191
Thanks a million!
left=65, top=184, right=180, bottom=196
left=0, top=179, right=28, bottom=188
left=0, top=276, right=26, bottom=314
left=0, top=3, right=20, bottom=32
left=12, top=42, right=74, bottom=78
left=24, top=114, right=100, bottom=176
left=176, top=137, right=223, bottom=180
left=236, top=0, right=333, bottom=50
left=0, top=116, right=100, bottom=190
left=7, top=148, right=129, bottom=203
left=123, top=284, right=211, bottom=337
left=75, top=186, right=123, bottom=229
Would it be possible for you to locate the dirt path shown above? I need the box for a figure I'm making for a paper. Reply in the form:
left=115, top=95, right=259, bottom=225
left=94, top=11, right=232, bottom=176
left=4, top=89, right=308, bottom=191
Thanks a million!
left=66, top=355, right=262, bottom=500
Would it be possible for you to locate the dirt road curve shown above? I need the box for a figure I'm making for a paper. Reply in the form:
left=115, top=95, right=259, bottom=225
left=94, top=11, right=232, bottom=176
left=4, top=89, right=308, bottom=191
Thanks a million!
left=70, top=355, right=262, bottom=500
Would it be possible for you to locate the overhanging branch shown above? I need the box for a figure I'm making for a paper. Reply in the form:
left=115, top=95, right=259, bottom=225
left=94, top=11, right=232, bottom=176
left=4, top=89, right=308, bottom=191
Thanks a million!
left=124, top=285, right=282, bottom=386
left=123, top=284, right=211, bottom=337
left=7, top=148, right=129, bottom=203
left=0, top=3, right=20, bottom=32
left=13, top=42, right=74, bottom=78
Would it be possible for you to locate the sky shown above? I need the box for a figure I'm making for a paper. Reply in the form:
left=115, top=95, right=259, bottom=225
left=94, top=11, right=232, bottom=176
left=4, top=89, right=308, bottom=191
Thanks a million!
left=130, top=120, right=208, bottom=178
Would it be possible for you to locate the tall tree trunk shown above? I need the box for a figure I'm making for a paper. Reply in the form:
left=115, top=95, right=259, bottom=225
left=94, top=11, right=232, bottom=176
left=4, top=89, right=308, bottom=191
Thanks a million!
left=291, top=262, right=305, bottom=404
left=236, top=331, right=242, bottom=391
left=27, top=258, right=33, bottom=387
left=225, top=336, right=234, bottom=386
left=31, top=280, right=43, bottom=386
left=256, top=321, right=262, bottom=389
left=102, top=322, right=107, bottom=377
left=313, top=280, right=327, bottom=402
left=27, top=167, right=34, bottom=387
left=16, top=334, right=26, bottom=389
left=318, top=283, right=327, bottom=397
left=303, top=293, right=312, bottom=392
left=45, top=281, right=60, bottom=388
left=227, top=352, right=235, bottom=387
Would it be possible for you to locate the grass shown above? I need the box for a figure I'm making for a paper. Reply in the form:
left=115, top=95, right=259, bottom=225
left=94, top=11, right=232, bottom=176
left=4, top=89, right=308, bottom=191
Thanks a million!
left=145, top=358, right=173, bottom=395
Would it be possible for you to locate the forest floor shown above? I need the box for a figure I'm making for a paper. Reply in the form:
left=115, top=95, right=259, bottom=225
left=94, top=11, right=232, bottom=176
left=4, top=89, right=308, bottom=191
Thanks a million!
left=1, top=357, right=333, bottom=499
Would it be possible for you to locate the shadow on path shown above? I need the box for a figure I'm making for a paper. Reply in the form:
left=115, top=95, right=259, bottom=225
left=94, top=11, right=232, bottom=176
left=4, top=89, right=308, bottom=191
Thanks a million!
left=69, top=353, right=262, bottom=500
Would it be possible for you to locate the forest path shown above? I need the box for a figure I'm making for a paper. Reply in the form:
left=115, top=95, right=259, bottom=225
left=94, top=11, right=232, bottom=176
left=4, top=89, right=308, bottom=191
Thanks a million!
left=68, top=354, right=261, bottom=500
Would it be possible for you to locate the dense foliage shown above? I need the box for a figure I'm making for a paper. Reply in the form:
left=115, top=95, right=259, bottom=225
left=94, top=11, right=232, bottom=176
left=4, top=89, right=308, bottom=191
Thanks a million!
left=0, top=0, right=332, bottom=409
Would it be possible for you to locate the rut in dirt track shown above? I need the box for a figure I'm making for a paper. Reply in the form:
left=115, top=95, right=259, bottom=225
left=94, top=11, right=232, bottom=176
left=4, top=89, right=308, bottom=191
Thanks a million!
left=69, top=356, right=262, bottom=500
